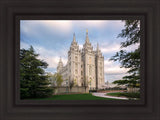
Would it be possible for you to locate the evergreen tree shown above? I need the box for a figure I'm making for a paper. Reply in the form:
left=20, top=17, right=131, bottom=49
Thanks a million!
left=20, top=46, right=53, bottom=99
left=110, top=20, right=140, bottom=88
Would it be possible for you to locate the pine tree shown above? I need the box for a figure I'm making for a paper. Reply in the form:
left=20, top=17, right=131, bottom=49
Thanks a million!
left=110, top=20, right=140, bottom=88
left=20, top=46, right=53, bottom=99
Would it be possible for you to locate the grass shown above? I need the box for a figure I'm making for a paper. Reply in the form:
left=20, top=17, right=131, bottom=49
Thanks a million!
left=107, top=92, right=140, bottom=98
left=26, top=93, right=119, bottom=100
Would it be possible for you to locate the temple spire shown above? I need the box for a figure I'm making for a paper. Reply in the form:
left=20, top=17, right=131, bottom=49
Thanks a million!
left=57, top=56, right=63, bottom=73
left=72, top=33, right=76, bottom=43
left=85, top=29, right=90, bottom=43
left=97, top=43, right=99, bottom=51
left=58, top=56, right=63, bottom=66
left=60, top=56, right=62, bottom=62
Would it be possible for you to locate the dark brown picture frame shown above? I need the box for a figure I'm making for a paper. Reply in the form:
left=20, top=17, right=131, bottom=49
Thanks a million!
left=0, top=0, right=160, bottom=120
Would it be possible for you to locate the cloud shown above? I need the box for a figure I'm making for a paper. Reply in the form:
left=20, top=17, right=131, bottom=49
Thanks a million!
left=20, top=42, right=68, bottom=71
left=107, top=20, right=125, bottom=29
left=105, top=74, right=128, bottom=83
left=78, top=20, right=108, bottom=28
left=104, top=66, right=128, bottom=75
left=21, top=20, right=73, bottom=35
left=38, top=55, right=68, bottom=69
left=20, top=42, right=30, bottom=49
left=104, top=59, right=128, bottom=75
left=104, top=59, right=128, bottom=83
left=71, top=20, right=125, bottom=30
left=125, top=43, right=139, bottom=51
left=100, top=40, right=139, bottom=55
left=40, top=20, right=73, bottom=34
left=101, top=43, right=120, bottom=54
left=34, top=46, right=68, bottom=69
left=20, top=20, right=74, bottom=49
left=79, top=44, right=83, bottom=49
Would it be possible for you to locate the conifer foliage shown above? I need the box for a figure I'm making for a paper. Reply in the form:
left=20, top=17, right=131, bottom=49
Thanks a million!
left=20, top=46, right=53, bottom=99
left=110, top=20, right=140, bottom=88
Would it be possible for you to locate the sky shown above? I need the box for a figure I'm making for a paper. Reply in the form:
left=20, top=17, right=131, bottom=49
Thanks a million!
left=20, top=20, right=139, bottom=83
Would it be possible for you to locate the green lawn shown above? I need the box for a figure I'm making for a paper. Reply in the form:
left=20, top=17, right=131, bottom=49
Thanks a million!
left=107, top=92, right=140, bottom=98
left=27, top=93, right=118, bottom=100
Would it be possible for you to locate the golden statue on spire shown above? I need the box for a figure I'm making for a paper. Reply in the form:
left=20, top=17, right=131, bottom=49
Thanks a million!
left=86, top=29, right=88, bottom=33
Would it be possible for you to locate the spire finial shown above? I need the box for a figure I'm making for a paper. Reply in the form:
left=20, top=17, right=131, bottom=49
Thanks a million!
left=86, top=29, right=88, bottom=34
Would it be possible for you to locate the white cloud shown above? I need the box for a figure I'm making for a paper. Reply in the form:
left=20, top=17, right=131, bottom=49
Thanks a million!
left=20, top=20, right=73, bottom=39
left=104, top=59, right=128, bottom=75
left=81, top=20, right=107, bottom=28
left=100, top=41, right=139, bottom=54
left=125, top=43, right=139, bottom=51
left=34, top=46, right=68, bottom=69
left=79, top=44, right=83, bottom=50
left=71, top=20, right=125, bottom=30
left=40, top=20, right=73, bottom=34
left=105, top=74, right=128, bottom=83
left=104, top=59, right=128, bottom=82
left=20, top=21, right=42, bottom=38
left=108, top=20, right=125, bottom=28
left=20, top=42, right=68, bottom=71
left=104, top=60, right=113, bottom=66
left=20, top=42, right=30, bottom=49
left=104, top=66, right=128, bottom=75
left=101, top=43, right=120, bottom=54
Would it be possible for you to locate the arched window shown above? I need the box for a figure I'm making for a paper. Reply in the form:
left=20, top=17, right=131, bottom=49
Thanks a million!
left=75, top=69, right=78, bottom=74
left=75, top=56, right=78, bottom=61
left=75, top=63, right=78, bottom=68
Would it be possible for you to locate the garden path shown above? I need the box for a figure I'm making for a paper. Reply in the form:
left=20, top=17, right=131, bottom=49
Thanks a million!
left=92, top=92, right=129, bottom=100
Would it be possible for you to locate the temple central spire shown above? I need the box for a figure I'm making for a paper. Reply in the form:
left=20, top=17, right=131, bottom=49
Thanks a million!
left=85, top=29, right=90, bottom=43
left=73, top=33, right=76, bottom=43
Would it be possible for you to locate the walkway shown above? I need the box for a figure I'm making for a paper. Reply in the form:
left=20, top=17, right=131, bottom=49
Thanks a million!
left=92, top=92, right=129, bottom=100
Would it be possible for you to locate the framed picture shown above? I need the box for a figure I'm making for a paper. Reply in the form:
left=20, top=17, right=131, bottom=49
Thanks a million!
left=0, top=0, right=159, bottom=120
left=19, top=19, right=142, bottom=102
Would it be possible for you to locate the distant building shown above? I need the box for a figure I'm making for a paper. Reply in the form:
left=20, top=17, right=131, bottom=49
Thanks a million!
left=57, top=30, right=105, bottom=90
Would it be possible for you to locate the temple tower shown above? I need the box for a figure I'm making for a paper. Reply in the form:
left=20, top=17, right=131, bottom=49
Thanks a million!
left=95, top=43, right=105, bottom=89
left=82, top=30, right=96, bottom=89
left=68, top=33, right=82, bottom=86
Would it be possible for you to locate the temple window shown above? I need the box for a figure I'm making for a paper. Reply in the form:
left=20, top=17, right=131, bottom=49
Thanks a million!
left=75, top=69, right=78, bottom=74
left=75, top=56, right=78, bottom=61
